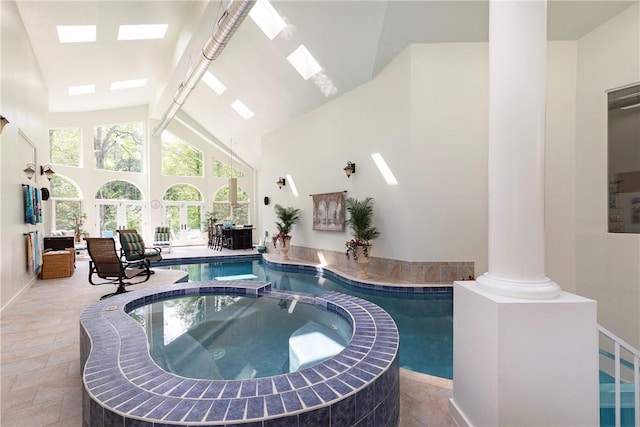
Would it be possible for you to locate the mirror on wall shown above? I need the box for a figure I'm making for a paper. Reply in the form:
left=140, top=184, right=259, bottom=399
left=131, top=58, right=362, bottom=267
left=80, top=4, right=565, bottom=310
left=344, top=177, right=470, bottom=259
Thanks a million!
left=608, top=83, right=640, bottom=233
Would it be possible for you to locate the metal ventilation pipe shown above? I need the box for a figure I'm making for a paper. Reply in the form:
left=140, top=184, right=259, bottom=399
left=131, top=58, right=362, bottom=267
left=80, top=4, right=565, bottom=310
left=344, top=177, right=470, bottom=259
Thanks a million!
left=153, top=0, right=256, bottom=138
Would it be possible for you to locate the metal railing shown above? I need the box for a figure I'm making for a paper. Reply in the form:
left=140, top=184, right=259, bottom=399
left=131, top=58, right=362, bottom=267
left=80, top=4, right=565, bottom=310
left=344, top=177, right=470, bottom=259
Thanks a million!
left=597, top=324, right=640, bottom=427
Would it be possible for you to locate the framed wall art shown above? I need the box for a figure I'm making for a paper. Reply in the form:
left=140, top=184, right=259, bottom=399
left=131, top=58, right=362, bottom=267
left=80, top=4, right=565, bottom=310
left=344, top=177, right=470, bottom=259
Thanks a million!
left=311, top=191, right=345, bottom=231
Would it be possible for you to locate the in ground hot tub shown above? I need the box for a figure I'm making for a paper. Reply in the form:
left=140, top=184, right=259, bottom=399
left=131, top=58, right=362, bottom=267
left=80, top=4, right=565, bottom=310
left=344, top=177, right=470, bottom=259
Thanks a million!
left=80, top=281, right=400, bottom=426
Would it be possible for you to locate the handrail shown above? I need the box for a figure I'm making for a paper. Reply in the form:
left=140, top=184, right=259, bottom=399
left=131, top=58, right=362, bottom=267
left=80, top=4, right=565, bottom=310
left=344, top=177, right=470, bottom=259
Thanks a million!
left=597, top=324, right=640, bottom=427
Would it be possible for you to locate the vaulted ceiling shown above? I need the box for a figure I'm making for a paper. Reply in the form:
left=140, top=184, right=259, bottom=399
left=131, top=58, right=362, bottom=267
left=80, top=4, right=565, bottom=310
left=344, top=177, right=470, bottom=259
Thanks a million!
left=16, top=0, right=637, bottom=168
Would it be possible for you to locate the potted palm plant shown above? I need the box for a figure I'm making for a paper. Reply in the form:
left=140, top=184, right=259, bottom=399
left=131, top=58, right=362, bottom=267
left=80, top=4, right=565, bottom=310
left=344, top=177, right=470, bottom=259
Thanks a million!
left=344, top=197, right=380, bottom=279
left=274, top=204, right=301, bottom=260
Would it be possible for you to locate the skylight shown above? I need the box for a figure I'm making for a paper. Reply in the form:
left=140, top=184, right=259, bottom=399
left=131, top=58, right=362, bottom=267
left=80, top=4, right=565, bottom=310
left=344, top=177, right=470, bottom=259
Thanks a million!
left=231, top=100, right=254, bottom=120
left=110, top=79, right=147, bottom=90
left=249, top=0, right=287, bottom=40
left=68, top=84, right=95, bottom=96
left=118, top=24, right=168, bottom=41
left=56, top=25, right=96, bottom=43
left=287, top=45, right=322, bottom=80
left=202, top=72, right=227, bottom=95
left=371, top=153, right=399, bottom=186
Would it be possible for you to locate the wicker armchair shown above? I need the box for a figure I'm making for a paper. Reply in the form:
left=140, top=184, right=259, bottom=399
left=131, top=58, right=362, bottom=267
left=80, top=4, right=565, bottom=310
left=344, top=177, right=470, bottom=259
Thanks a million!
left=85, top=237, right=152, bottom=299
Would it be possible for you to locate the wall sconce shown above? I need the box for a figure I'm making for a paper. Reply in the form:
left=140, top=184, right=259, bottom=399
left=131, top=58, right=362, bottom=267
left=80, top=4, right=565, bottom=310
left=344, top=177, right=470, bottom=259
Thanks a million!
left=276, top=177, right=286, bottom=189
left=40, top=164, right=55, bottom=181
left=343, top=161, right=356, bottom=178
left=0, top=116, right=9, bottom=134
left=23, top=163, right=36, bottom=180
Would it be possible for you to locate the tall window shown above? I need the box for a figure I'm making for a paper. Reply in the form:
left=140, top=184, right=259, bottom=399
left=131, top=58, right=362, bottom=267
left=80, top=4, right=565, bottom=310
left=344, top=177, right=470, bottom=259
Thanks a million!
left=212, top=158, right=245, bottom=178
left=213, top=185, right=249, bottom=224
left=50, top=128, right=81, bottom=167
left=50, top=175, right=83, bottom=231
left=161, top=131, right=203, bottom=176
left=94, top=122, right=144, bottom=172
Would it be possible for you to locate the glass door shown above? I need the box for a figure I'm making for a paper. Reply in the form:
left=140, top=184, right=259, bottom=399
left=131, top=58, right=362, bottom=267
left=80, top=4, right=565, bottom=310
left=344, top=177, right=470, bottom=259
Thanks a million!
left=164, top=202, right=204, bottom=246
left=97, top=201, right=145, bottom=238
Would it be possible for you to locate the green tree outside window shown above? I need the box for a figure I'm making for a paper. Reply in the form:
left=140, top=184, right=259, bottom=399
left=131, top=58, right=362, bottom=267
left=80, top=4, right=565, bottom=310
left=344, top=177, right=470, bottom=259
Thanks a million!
left=94, top=122, right=144, bottom=172
left=161, top=131, right=203, bottom=176
left=50, top=128, right=81, bottom=167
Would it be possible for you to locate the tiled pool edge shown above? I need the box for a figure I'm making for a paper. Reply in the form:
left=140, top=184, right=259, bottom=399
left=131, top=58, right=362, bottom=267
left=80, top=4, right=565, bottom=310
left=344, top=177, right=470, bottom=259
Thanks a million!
left=80, top=281, right=400, bottom=426
left=261, top=256, right=453, bottom=296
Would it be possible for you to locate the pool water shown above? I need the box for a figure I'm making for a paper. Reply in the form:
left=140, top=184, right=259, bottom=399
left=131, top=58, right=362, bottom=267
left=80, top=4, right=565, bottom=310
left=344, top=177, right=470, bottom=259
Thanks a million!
left=164, top=259, right=453, bottom=379
left=129, top=294, right=353, bottom=380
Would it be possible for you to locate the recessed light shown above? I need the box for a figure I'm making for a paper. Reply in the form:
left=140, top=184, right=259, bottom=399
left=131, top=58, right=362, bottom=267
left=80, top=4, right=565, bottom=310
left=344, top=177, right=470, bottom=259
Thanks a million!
left=287, top=44, right=322, bottom=80
left=249, top=0, right=286, bottom=40
left=68, top=84, right=95, bottom=96
left=57, top=25, right=96, bottom=43
left=118, top=24, right=168, bottom=41
left=202, top=72, right=226, bottom=95
left=231, top=100, right=254, bottom=120
left=110, top=79, right=147, bottom=90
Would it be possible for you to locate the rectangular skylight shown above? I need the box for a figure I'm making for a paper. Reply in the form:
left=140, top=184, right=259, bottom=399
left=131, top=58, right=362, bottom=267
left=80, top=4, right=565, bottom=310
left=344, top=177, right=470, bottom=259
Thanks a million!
left=231, top=100, right=255, bottom=120
left=249, top=0, right=287, bottom=40
left=57, top=25, right=96, bottom=43
left=118, top=24, right=168, bottom=41
left=68, top=84, right=95, bottom=96
left=110, top=79, right=147, bottom=90
left=371, top=153, right=399, bottom=186
left=287, top=44, right=322, bottom=80
left=202, top=71, right=227, bottom=95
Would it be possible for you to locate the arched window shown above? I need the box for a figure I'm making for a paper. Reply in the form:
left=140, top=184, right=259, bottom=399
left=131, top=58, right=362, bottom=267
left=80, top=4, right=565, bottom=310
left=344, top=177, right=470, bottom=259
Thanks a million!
left=161, top=131, right=203, bottom=177
left=95, top=180, right=144, bottom=235
left=163, top=183, right=203, bottom=202
left=50, top=175, right=84, bottom=232
left=213, top=185, right=249, bottom=225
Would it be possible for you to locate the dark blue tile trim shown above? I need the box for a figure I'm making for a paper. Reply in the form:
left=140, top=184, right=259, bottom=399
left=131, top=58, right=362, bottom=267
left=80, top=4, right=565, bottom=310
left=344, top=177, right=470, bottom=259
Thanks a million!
left=80, top=281, right=400, bottom=426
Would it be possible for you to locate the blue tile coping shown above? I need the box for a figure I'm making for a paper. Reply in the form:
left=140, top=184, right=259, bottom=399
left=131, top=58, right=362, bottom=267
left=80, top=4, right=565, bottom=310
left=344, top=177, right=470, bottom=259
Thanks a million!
left=80, top=281, right=400, bottom=426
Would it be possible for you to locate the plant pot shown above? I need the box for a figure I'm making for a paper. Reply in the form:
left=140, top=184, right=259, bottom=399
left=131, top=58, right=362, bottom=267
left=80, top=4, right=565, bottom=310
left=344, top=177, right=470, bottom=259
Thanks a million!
left=355, top=244, right=372, bottom=279
left=280, top=236, right=292, bottom=261
left=256, top=245, right=266, bottom=254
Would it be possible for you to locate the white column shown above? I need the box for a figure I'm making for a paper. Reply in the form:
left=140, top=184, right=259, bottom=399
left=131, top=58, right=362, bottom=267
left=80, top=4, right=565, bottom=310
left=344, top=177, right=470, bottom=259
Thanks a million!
left=476, top=0, right=560, bottom=299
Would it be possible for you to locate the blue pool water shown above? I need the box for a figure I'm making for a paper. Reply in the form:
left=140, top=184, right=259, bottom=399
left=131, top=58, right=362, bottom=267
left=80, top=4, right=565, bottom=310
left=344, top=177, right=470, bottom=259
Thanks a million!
left=129, top=294, right=353, bottom=380
left=162, top=259, right=453, bottom=379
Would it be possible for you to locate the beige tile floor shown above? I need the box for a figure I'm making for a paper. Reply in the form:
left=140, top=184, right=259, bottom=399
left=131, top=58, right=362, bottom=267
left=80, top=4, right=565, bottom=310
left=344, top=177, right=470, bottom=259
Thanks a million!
left=0, top=246, right=454, bottom=427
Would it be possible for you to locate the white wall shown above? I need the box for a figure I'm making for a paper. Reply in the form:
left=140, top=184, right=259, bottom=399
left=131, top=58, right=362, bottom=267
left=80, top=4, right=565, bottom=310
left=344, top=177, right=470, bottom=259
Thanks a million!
left=260, top=48, right=414, bottom=261
left=1, top=1, right=49, bottom=311
left=410, top=43, right=488, bottom=270
left=575, top=3, right=640, bottom=347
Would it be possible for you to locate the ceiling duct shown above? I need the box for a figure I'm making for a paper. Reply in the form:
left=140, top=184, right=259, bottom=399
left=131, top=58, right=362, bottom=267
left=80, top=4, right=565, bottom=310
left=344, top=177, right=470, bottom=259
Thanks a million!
left=153, top=0, right=256, bottom=138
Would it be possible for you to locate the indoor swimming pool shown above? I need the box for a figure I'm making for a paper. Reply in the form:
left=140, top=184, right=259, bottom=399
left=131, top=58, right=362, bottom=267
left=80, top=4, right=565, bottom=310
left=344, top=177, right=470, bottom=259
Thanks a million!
left=159, top=257, right=454, bottom=379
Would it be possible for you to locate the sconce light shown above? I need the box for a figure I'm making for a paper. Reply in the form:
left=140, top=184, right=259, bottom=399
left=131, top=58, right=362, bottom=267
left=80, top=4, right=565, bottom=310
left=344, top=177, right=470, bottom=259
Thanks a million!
left=23, top=163, right=36, bottom=180
left=40, top=164, right=55, bottom=181
left=276, top=177, right=286, bottom=189
left=343, top=161, right=356, bottom=178
left=0, top=116, right=9, bottom=134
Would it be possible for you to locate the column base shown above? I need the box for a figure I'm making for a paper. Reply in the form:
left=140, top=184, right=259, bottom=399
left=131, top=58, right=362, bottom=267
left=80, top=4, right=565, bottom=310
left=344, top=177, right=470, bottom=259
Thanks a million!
left=452, top=281, right=599, bottom=427
left=476, top=272, right=561, bottom=299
